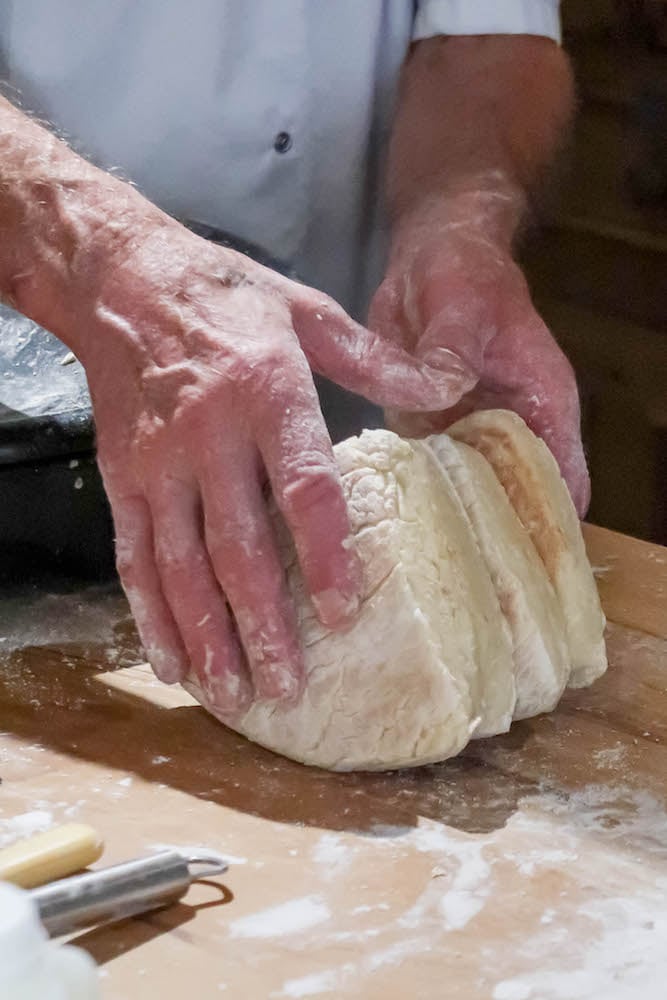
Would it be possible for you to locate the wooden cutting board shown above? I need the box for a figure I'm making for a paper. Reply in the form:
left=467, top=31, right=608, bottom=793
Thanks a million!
left=0, top=524, right=666, bottom=999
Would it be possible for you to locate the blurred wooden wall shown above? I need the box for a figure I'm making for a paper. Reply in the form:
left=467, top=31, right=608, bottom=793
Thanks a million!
left=521, top=0, right=667, bottom=542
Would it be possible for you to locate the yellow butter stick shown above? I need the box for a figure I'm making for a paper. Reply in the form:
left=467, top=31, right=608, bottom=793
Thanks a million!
left=0, top=823, right=104, bottom=888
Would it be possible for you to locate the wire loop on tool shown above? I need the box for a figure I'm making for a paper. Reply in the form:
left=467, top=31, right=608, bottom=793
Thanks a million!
left=183, top=850, right=229, bottom=880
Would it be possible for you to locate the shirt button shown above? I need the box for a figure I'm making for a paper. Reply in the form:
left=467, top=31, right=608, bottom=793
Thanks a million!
left=273, top=131, right=292, bottom=154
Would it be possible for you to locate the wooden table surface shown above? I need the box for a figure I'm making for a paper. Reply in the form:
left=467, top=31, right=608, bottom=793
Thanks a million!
left=1, top=524, right=666, bottom=999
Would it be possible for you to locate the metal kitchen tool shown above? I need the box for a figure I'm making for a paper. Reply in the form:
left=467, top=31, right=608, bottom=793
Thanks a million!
left=30, top=848, right=228, bottom=937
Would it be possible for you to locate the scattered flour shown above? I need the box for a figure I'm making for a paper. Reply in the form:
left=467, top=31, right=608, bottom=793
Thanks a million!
left=311, top=833, right=353, bottom=878
left=527, top=784, right=667, bottom=853
left=493, top=894, right=667, bottom=1000
left=0, top=809, right=53, bottom=848
left=276, top=969, right=343, bottom=999
left=593, top=746, right=628, bottom=769
left=438, top=840, right=491, bottom=930
left=267, top=784, right=667, bottom=998
left=229, top=896, right=330, bottom=939
left=0, top=586, right=133, bottom=659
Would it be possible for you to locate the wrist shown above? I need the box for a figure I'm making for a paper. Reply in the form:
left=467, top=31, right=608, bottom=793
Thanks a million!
left=388, top=170, right=526, bottom=259
left=0, top=167, right=166, bottom=351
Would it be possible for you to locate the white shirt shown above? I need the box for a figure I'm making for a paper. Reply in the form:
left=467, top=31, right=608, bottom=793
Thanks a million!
left=0, top=1, right=559, bottom=321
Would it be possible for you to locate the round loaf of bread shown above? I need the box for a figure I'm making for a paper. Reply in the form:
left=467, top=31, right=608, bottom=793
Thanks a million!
left=183, top=413, right=607, bottom=770
left=184, top=429, right=515, bottom=770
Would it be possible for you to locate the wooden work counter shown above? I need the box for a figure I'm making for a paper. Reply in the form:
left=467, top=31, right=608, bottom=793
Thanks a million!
left=1, top=524, right=666, bottom=999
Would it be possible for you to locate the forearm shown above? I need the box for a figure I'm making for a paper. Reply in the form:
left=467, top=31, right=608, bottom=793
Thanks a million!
left=387, top=35, right=575, bottom=246
left=0, top=96, right=166, bottom=353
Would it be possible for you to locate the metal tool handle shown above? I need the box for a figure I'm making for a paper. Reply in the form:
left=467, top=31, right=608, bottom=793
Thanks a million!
left=30, top=849, right=228, bottom=937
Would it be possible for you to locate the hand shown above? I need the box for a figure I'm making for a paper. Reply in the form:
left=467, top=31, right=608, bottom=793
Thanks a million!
left=368, top=205, right=591, bottom=516
left=76, top=217, right=464, bottom=713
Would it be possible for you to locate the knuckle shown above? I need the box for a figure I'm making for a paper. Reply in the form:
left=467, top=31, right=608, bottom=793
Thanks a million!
left=205, top=533, right=234, bottom=571
left=245, top=330, right=296, bottom=367
left=206, top=526, right=258, bottom=573
left=278, top=459, right=342, bottom=521
left=115, top=549, right=136, bottom=584
left=244, top=348, right=302, bottom=399
left=155, top=538, right=203, bottom=580
left=112, top=502, right=147, bottom=580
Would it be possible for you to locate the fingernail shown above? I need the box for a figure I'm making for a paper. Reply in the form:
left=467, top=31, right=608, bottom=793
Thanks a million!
left=204, top=669, right=253, bottom=715
left=146, top=646, right=186, bottom=685
left=312, top=587, right=361, bottom=628
left=256, top=659, right=305, bottom=704
left=420, top=346, right=476, bottom=380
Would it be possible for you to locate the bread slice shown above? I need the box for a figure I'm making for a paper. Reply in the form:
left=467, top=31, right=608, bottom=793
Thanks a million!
left=447, top=410, right=607, bottom=687
left=426, top=434, right=571, bottom=717
left=410, top=440, right=517, bottom=738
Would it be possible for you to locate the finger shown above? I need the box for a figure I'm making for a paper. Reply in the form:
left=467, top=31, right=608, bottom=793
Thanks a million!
left=387, top=343, right=591, bottom=516
left=148, top=477, right=252, bottom=714
left=414, top=300, right=491, bottom=377
left=483, top=316, right=591, bottom=517
left=548, top=431, right=590, bottom=518
left=516, top=385, right=591, bottom=518
left=198, top=451, right=306, bottom=702
left=252, top=360, right=363, bottom=628
left=291, top=293, right=475, bottom=411
left=379, top=293, right=497, bottom=440
left=366, top=277, right=411, bottom=350
left=110, top=493, right=189, bottom=684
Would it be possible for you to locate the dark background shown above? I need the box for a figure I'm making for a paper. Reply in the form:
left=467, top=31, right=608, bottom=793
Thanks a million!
left=522, top=0, right=667, bottom=543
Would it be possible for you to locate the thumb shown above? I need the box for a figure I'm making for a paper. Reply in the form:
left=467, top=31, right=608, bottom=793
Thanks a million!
left=291, top=296, right=476, bottom=411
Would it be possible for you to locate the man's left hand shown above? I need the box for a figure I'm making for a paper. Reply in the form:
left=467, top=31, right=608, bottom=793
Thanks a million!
left=368, top=207, right=590, bottom=516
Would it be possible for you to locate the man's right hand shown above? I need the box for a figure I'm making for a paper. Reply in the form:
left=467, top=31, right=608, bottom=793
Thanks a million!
left=0, top=97, right=471, bottom=712
left=59, top=216, right=469, bottom=713
left=87, top=222, right=348, bottom=713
